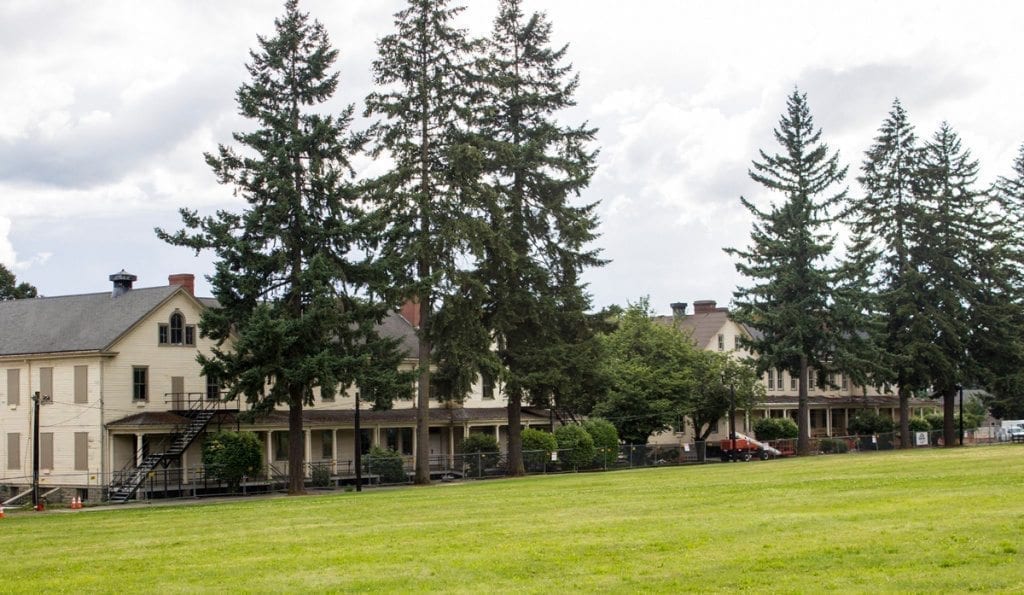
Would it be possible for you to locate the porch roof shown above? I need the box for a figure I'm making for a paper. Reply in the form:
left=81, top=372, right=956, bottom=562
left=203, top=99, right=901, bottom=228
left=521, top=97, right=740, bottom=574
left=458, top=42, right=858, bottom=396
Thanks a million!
left=107, top=406, right=551, bottom=429
left=757, top=395, right=939, bottom=408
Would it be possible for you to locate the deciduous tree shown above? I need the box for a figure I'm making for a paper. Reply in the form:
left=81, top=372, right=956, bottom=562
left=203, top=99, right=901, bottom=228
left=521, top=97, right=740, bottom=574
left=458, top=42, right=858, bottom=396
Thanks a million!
left=0, top=264, right=37, bottom=300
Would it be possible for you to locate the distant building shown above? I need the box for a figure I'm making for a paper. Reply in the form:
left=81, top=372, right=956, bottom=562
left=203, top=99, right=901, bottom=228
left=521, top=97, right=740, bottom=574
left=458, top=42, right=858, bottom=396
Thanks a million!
left=651, top=300, right=936, bottom=445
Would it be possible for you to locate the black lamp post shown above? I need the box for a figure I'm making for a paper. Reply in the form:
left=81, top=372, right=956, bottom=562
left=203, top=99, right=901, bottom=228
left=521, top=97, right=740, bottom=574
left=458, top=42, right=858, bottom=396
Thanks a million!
left=354, top=391, right=362, bottom=492
left=958, top=385, right=964, bottom=447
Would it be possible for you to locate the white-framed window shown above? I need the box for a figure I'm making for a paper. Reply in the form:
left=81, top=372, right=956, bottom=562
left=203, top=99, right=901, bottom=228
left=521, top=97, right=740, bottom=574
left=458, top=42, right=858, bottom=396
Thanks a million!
left=767, top=370, right=775, bottom=390
left=718, top=334, right=725, bottom=351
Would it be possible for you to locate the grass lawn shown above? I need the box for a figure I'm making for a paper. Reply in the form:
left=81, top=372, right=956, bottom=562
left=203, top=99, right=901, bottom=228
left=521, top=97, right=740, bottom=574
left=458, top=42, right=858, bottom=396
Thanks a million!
left=5, top=445, right=1024, bottom=592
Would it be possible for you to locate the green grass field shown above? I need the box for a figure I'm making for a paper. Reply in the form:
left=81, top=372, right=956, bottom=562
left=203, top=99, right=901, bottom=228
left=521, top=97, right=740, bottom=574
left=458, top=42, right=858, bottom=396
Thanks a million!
left=5, top=446, right=1024, bottom=592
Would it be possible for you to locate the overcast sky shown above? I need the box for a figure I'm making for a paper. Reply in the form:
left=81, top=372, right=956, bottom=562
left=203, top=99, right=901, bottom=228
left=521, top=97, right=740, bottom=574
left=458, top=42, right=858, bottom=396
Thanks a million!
left=2, top=0, right=1023, bottom=316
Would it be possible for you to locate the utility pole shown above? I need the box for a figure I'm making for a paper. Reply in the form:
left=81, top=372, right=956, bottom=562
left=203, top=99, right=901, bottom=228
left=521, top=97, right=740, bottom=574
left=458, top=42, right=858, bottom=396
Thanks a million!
left=32, top=391, right=40, bottom=510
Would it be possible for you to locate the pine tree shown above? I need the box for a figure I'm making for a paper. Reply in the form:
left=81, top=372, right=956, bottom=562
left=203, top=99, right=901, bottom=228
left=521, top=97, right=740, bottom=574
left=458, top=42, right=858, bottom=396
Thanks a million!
left=845, top=99, right=928, bottom=447
left=970, top=144, right=1024, bottom=423
left=912, top=123, right=986, bottom=446
left=365, top=0, right=485, bottom=485
left=725, top=89, right=849, bottom=456
left=158, top=1, right=409, bottom=494
left=475, top=0, right=602, bottom=475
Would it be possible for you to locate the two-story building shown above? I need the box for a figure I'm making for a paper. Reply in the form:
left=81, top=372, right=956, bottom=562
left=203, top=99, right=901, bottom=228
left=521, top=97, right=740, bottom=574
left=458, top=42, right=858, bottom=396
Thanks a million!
left=0, top=271, right=547, bottom=503
left=653, top=299, right=936, bottom=445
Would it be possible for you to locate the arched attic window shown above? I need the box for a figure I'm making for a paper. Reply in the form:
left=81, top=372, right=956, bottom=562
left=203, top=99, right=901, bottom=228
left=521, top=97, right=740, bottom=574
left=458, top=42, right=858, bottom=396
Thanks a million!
left=158, top=311, right=196, bottom=346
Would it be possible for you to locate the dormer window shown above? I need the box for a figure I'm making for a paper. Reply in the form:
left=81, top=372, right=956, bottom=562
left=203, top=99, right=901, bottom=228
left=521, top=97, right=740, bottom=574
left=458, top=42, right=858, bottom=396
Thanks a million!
left=159, top=311, right=196, bottom=346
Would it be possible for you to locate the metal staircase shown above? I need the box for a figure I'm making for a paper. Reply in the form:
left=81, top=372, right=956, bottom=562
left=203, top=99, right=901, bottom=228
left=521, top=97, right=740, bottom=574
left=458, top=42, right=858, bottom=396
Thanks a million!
left=108, top=395, right=228, bottom=503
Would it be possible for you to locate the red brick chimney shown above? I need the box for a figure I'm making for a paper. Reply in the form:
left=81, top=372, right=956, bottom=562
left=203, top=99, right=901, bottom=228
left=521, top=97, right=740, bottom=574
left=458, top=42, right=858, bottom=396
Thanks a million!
left=400, top=298, right=420, bottom=328
left=168, top=273, right=195, bottom=296
left=693, top=300, right=717, bottom=314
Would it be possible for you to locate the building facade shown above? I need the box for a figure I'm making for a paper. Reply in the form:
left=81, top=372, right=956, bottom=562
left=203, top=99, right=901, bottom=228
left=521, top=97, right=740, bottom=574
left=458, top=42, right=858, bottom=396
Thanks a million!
left=652, top=300, right=937, bottom=445
left=0, top=272, right=545, bottom=502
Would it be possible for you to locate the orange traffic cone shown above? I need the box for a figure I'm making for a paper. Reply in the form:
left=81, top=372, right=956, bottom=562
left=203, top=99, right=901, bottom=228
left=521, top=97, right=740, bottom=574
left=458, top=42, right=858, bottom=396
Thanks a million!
left=0, top=505, right=5, bottom=519
left=71, top=497, right=79, bottom=510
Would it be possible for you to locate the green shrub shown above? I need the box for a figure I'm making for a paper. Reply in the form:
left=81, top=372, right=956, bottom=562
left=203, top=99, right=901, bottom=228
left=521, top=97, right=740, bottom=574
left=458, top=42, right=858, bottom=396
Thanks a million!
left=908, top=417, right=931, bottom=432
left=522, top=428, right=558, bottom=472
left=365, top=446, right=407, bottom=484
left=583, top=418, right=620, bottom=467
left=753, top=417, right=799, bottom=441
left=924, top=413, right=945, bottom=432
left=848, top=411, right=896, bottom=435
left=555, top=424, right=596, bottom=470
left=819, top=438, right=849, bottom=454
left=311, top=463, right=331, bottom=488
left=460, top=433, right=501, bottom=476
left=202, top=431, right=263, bottom=492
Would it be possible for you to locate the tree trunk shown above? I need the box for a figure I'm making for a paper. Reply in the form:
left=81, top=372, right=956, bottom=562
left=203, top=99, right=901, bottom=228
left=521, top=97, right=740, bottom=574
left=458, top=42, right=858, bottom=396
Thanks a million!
left=797, top=356, right=810, bottom=455
left=288, top=396, right=305, bottom=495
left=943, top=386, right=957, bottom=447
left=506, top=391, right=524, bottom=476
left=898, top=386, right=911, bottom=448
left=414, top=296, right=432, bottom=484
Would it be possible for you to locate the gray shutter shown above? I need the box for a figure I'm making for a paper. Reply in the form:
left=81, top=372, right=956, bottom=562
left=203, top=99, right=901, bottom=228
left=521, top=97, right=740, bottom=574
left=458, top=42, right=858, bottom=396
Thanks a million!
left=6, top=433, right=19, bottom=469
left=6, top=369, right=19, bottom=406
left=41, top=432, right=54, bottom=469
left=74, top=432, right=89, bottom=471
left=74, top=366, right=88, bottom=404
left=40, top=367, right=53, bottom=400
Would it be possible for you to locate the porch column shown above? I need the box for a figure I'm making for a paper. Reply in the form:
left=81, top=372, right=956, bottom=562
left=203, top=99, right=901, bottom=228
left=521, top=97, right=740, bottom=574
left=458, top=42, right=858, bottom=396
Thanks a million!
left=266, top=430, right=274, bottom=479
left=373, top=425, right=381, bottom=447
left=411, top=430, right=417, bottom=470
left=304, top=430, right=312, bottom=477
left=826, top=408, right=832, bottom=437
left=494, top=425, right=500, bottom=442
left=448, top=428, right=455, bottom=461
left=744, top=410, right=751, bottom=433
left=805, top=408, right=812, bottom=435
left=331, top=429, right=338, bottom=475
left=135, top=433, right=144, bottom=466
left=463, top=424, right=470, bottom=439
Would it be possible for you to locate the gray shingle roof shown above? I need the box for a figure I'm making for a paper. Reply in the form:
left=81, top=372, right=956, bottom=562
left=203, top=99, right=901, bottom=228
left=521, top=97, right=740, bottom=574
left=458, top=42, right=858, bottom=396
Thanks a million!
left=0, top=284, right=419, bottom=359
left=0, top=286, right=179, bottom=356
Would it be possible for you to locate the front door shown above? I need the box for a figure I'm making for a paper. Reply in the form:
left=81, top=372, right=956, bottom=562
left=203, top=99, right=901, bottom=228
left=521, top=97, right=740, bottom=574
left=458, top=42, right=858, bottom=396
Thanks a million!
left=171, top=376, right=185, bottom=409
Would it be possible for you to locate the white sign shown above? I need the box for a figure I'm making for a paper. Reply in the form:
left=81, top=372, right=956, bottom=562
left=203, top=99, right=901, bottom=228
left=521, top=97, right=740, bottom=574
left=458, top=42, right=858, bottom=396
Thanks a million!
left=551, top=452, right=558, bottom=461
left=915, top=431, right=929, bottom=446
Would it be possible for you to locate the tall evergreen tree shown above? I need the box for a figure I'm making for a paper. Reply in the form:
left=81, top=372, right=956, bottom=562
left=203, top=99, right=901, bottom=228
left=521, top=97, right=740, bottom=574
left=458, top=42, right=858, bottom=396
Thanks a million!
left=845, top=99, right=928, bottom=447
left=158, top=0, right=409, bottom=494
left=912, top=123, right=987, bottom=446
left=365, top=0, right=485, bottom=484
left=983, top=143, right=1024, bottom=418
left=475, top=0, right=602, bottom=475
left=0, top=264, right=37, bottom=300
left=725, top=89, right=850, bottom=456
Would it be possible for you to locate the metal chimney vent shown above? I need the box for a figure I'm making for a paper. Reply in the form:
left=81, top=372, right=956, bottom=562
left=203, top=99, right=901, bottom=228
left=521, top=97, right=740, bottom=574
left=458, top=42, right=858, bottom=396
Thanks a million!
left=110, top=270, right=138, bottom=298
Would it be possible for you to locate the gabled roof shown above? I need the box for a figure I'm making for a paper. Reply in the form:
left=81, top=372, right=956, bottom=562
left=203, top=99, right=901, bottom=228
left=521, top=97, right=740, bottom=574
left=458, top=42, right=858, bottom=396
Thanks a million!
left=380, top=310, right=419, bottom=359
left=0, top=283, right=420, bottom=360
left=655, top=304, right=758, bottom=348
left=0, top=286, right=182, bottom=357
